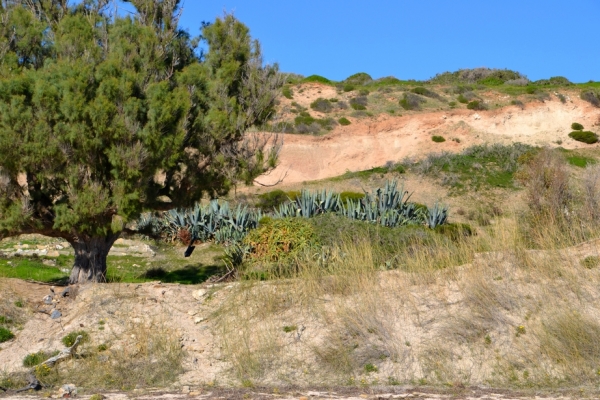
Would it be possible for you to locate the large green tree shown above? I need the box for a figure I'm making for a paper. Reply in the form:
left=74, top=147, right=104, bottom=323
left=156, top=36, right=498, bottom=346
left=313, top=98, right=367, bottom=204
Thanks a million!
left=0, top=0, right=282, bottom=283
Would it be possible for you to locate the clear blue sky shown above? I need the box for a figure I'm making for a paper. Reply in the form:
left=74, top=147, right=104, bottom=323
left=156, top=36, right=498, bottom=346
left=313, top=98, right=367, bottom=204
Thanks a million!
left=134, top=1, right=599, bottom=83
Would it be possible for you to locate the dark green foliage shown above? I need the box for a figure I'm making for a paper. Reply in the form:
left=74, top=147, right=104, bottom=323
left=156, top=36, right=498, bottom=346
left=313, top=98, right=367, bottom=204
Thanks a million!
left=339, top=191, right=365, bottom=203
left=414, top=143, right=534, bottom=192
left=350, top=96, right=368, bottom=110
left=571, top=123, right=584, bottom=131
left=429, top=68, right=527, bottom=85
left=282, top=86, right=293, bottom=99
left=435, top=223, right=473, bottom=240
left=338, top=117, right=351, bottom=126
left=511, top=99, right=524, bottom=108
left=23, top=351, right=59, bottom=367
left=343, top=84, right=355, bottom=92
left=566, top=154, right=595, bottom=168
left=526, top=86, right=537, bottom=94
left=62, top=330, right=90, bottom=347
left=432, top=136, right=446, bottom=143
left=257, top=190, right=295, bottom=211
left=457, top=94, right=469, bottom=104
left=569, top=131, right=599, bottom=144
left=344, top=72, right=373, bottom=85
left=581, top=90, right=600, bottom=107
left=534, top=76, right=572, bottom=86
left=310, top=98, right=333, bottom=113
left=411, top=87, right=442, bottom=100
left=0, top=6, right=283, bottom=283
left=467, top=100, right=487, bottom=110
left=295, top=111, right=316, bottom=126
left=399, top=93, right=425, bottom=110
left=581, top=256, right=600, bottom=269
left=358, top=89, right=370, bottom=96
left=302, top=75, right=333, bottom=85
left=0, top=326, right=14, bottom=343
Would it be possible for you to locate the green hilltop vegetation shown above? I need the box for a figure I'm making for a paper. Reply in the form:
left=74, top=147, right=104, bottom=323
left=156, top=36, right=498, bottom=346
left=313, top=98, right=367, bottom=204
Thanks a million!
left=270, top=68, right=600, bottom=136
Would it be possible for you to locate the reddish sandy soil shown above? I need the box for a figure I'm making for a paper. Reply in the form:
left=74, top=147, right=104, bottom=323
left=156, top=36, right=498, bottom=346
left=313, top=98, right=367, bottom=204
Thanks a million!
left=255, top=85, right=600, bottom=186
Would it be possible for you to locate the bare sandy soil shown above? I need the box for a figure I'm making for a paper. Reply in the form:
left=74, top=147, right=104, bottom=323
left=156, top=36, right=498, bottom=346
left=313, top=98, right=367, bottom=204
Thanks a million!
left=256, top=86, right=600, bottom=185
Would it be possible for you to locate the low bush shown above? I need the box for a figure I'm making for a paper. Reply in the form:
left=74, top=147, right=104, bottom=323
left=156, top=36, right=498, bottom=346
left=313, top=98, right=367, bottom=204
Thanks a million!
left=0, top=326, right=14, bottom=343
left=302, top=75, right=332, bottom=85
left=23, top=350, right=59, bottom=367
left=569, top=131, right=599, bottom=144
left=434, top=223, right=473, bottom=240
left=62, top=330, right=90, bottom=347
left=399, top=93, right=425, bottom=110
left=343, top=84, right=355, bottom=92
left=350, top=96, right=368, bottom=110
left=338, top=117, right=351, bottom=126
left=257, top=190, right=289, bottom=211
left=344, top=72, right=373, bottom=85
left=339, top=191, right=365, bottom=203
left=571, top=122, right=584, bottom=131
left=467, top=100, right=487, bottom=110
left=282, top=86, right=293, bottom=99
left=432, top=135, right=446, bottom=143
left=294, top=111, right=315, bottom=126
left=411, top=87, right=442, bottom=100
left=310, top=98, right=333, bottom=113
left=457, top=94, right=469, bottom=104
left=243, top=218, right=318, bottom=275
left=534, top=76, right=572, bottom=86
left=510, top=99, right=524, bottom=108
left=358, top=88, right=370, bottom=96
left=581, top=90, right=600, bottom=107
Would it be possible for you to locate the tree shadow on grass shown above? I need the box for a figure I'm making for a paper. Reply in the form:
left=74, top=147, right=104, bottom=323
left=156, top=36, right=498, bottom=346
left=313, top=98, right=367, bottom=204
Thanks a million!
left=139, top=264, right=225, bottom=284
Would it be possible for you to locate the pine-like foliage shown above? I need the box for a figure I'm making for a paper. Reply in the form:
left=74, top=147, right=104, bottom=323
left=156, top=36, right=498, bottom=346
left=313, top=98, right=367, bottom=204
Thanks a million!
left=0, top=1, right=283, bottom=283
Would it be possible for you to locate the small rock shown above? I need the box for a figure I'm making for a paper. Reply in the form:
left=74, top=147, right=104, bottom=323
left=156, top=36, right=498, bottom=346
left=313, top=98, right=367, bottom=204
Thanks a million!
left=61, top=287, right=71, bottom=297
left=43, top=259, right=57, bottom=267
left=60, top=268, right=70, bottom=273
left=192, top=289, right=207, bottom=300
left=47, top=251, right=60, bottom=258
left=50, top=310, right=62, bottom=319
left=55, top=244, right=64, bottom=250
left=43, top=295, right=53, bottom=305
left=57, top=383, right=77, bottom=398
left=181, top=386, right=190, bottom=394
left=187, top=310, right=197, bottom=316
left=194, top=317, right=204, bottom=324
left=189, top=391, right=201, bottom=396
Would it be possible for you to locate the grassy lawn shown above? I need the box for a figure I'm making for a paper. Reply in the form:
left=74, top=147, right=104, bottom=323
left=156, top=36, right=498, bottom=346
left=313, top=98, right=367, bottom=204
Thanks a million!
left=0, top=244, right=226, bottom=285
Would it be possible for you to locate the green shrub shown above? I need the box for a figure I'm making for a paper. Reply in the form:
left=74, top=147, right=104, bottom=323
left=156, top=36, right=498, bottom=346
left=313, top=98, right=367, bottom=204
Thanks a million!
left=526, top=86, right=537, bottom=94
left=257, top=190, right=289, bottom=211
left=338, top=117, right=351, bottom=126
left=534, top=76, right=572, bottom=86
left=569, top=131, right=599, bottom=144
left=62, top=330, right=90, bottom=347
left=329, top=98, right=338, bottom=102
left=358, top=88, right=370, bottom=96
left=411, top=86, right=442, bottom=99
left=310, top=98, right=332, bottom=113
left=343, top=84, right=355, bottom=92
left=510, top=99, right=524, bottom=108
left=294, top=111, right=315, bottom=126
left=364, top=363, right=378, bottom=373
left=581, top=90, right=600, bottom=107
left=23, top=351, right=59, bottom=367
left=343, top=72, right=373, bottom=85
left=339, top=191, right=365, bottom=203
left=448, top=101, right=457, bottom=108
left=302, top=75, right=332, bottom=85
left=571, top=122, right=584, bottom=131
left=282, top=86, right=293, bottom=99
left=0, top=316, right=12, bottom=324
left=350, top=96, right=368, bottom=110
left=399, top=93, right=425, bottom=110
left=432, top=135, right=446, bottom=143
left=467, top=100, right=486, bottom=110
left=243, top=218, right=318, bottom=273
left=434, top=223, right=473, bottom=240
left=457, top=94, right=469, bottom=104
left=0, top=326, right=14, bottom=343
left=581, top=256, right=600, bottom=269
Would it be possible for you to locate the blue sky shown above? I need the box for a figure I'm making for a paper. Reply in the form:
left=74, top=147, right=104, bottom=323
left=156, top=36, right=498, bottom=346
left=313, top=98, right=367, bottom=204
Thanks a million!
left=131, top=1, right=599, bottom=83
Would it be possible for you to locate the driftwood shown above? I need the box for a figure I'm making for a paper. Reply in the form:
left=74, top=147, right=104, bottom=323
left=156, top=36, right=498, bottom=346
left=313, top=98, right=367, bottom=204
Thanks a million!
left=11, top=335, right=83, bottom=393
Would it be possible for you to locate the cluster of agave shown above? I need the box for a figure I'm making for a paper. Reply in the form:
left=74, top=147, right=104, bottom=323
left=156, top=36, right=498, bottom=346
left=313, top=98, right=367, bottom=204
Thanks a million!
left=275, top=180, right=447, bottom=228
left=138, top=200, right=262, bottom=245
left=137, top=180, right=448, bottom=248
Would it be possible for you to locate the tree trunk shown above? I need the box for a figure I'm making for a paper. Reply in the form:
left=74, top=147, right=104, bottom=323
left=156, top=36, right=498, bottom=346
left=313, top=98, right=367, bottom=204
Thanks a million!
left=69, top=234, right=120, bottom=284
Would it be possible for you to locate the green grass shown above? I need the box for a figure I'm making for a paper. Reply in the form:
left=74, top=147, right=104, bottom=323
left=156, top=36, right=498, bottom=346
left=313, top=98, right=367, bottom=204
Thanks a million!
left=329, top=167, right=389, bottom=181
left=0, top=257, right=69, bottom=284
left=0, top=246, right=226, bottom=284
left=556, top=148, right=597, bottom=168
left=414, top=143, right=535, bottom=193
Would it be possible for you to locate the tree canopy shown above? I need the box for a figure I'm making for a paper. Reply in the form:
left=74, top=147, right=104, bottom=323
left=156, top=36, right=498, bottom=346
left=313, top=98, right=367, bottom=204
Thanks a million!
left=0, top=0, right=283, bottom=283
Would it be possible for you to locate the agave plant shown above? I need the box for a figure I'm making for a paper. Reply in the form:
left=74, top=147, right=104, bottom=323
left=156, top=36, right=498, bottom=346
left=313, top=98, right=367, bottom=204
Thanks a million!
left=427, top=202, right=449, bottom=229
